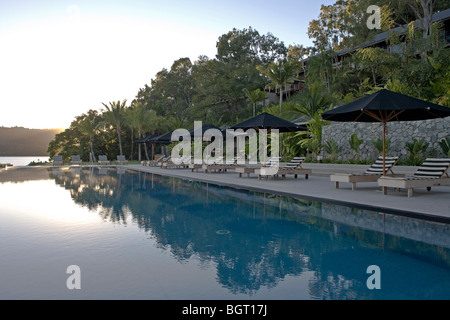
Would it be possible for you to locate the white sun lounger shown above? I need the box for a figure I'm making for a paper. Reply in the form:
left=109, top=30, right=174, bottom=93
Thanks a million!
left=53, top=156, right=63, bottom=166
left=98, top=155, right=111, bottom=165
left=255, top=157, right=311, bottom=180
left=162, top=156, right=191, bottom=169
left=330, top=156, right=400, bottom=190
left=116, top=155, right=128, bottom=165
left=378, top=158, right=450, bottom=197
left=71, top=155, right=82, bottom=165
left=235, top=157, right=281, bottom=178
left=202, top=157, right=244, bottom=173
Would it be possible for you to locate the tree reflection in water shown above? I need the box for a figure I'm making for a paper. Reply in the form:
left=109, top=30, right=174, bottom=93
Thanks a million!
left=48, top=167, right=450, bottom=299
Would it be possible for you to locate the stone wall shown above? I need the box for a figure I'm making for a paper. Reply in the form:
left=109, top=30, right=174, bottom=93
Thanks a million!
left=321, top=118, right=450, bottom=161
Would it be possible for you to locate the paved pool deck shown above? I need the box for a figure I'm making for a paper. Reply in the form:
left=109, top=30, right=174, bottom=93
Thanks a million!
left=124, top=163, right=450, bottom=223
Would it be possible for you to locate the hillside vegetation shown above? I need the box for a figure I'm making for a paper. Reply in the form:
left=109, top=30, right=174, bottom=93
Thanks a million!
left=0, top=127, right=62, bottom=156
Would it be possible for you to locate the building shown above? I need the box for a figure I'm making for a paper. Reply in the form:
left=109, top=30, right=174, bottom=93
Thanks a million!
left=299, top=8, right=450, bottom=79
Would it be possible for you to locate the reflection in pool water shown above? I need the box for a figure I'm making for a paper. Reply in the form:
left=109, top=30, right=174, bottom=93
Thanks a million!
left=0, top=167, right=449, bottom=300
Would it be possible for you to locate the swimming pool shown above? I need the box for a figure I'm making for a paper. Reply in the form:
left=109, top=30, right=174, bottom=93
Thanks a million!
left=1, top=167, right=449, bottom=300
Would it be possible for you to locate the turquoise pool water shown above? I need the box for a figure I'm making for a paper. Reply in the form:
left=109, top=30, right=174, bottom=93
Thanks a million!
left=1, top=167, right=450, bottom=300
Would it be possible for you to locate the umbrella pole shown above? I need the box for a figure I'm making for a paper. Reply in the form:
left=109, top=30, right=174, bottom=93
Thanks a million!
left=382, top=120, right=386, bottom=176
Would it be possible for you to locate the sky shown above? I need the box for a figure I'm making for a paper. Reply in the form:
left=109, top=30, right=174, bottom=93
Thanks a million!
left=0, top=0, right=336, bottom=129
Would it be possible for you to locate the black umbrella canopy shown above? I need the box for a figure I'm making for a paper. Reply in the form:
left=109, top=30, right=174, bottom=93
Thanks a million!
left=321, top=89, right=450, bottom=175
left=135, top=134, right=160, bottom=144
left=148, top=131, right=177, bottom=144
left=189, top=123, right=220, bottom=137
left=321, top=89, right=450, bottom=123
left=230, top=112, right=306, bottom=132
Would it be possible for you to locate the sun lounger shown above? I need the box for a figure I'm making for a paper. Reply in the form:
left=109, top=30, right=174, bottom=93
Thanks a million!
left=189, top=163, right=203, bottom=172
left=330, top=156, right=400, bottom=190
left=98, top=155, right=111, bottom=165
left=116, top=155, right=128, bottom=165
left=143, top=155, right=166, bottom=167
left=378, top=158, right=450, bottom=197
left=162, top=156, right=190, bottom=169
left=235, top=157, right=280, bottom=178
left=71, top=155, right=82, bottom=165
left=53, top=156, right=63, bottom=166
left=255, top=157, right=311, bottom=180
left=202, top=157, right=244, bottom=173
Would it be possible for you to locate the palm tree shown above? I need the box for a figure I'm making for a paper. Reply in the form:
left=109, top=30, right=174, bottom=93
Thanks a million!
left=101, top=99, right=127, bottom=156
left=349, top=133, right=363, bottom=161
left=257, top=59, right=301, bottom=114
left=78, top=110, right=101, bottom=163
left=127, top=103, right=145, bottom=161
left=284, top=84, right=336, bottom=160
left=127, top=103, right=163, bottom=161
left=285, top=83, right=337, bottom=119
left=243, top=88, right=267, bottom=117
left=305, top=49, right=335, bottom=92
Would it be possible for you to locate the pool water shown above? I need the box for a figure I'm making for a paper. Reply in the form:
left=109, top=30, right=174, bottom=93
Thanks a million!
left=0, top=167, right=450, bottom=300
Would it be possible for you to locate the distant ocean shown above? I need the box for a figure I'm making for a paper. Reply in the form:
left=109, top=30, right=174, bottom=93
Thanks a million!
left=0, top=156, right=50, bottom=167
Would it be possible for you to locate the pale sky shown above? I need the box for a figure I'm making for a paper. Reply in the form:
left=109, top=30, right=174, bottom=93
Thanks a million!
left=0, top=0, right=335, bottom=129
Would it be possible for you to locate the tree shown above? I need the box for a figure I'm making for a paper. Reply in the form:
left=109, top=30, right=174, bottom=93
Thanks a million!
left=323, top=140, right=343, bottom=162
left=349, top=133, right=363, bottom=161
left=371, top=138, right=390, bottom=156
left=257, top=59, right=301, bottom=114
left=136, top=58, right=195, bottom=120
left=127, top=102, right=148, bottom=161
left=78, top=110, right=101, bottom=162
left=243, top=88, right=267, bottom=117
left=307, top=1, right=396, bottom=51
left=408, top=0, right=436, bottom=39
left=285, top=83, right=337, bottom=119
left=353, top=47, right=398, bottom=86
left=102, top=99, right=127, bottom=156
left=439, top=137, right=450, bottom=156
left=48, top=111, right=117, bottom=161
left=429, top=55, right=450, bottom=107
left=216, top=27, right=287, bottom=65
left=296, top=113, right=330, bottom=160
left=305, top=49, right=336, bottom=92
left=405, top=138, right=433, bottom=165
left=47, top=126, right=82, bottom=161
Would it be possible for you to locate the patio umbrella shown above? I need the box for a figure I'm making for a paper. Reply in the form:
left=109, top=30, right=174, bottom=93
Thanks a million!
left=134, top=133, right=160, bottom=160
left=145, top=131, right=180, bottom=159
left=230, top=112, right=306, bottom=132
left=148, top=131, right=177, bottom=144
left=134, top=133, right=160, bottom=144
left=321, top=89, right=450, bottom=175
left=189, top=123, right=220, bottom=138
left=230, top=112, right=306, bottom=165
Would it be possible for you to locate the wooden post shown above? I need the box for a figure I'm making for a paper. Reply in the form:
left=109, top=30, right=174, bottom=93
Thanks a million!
left=382, top=120, right=386, bottom=176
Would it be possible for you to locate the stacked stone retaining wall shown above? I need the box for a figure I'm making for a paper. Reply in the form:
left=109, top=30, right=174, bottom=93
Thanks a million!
left=321, top=118, right=450, bottom=161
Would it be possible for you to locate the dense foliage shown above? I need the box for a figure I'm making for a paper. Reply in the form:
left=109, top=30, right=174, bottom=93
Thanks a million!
left=48, top=0, right=450, bottom=162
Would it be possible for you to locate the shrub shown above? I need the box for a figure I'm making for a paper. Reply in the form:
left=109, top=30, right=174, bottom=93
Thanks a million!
left=348, top=133, right=363, bottom=160
left=439, top=137, right=450, bottom=156
left=323, top=140, right=343, bottom=162
left=404, top=138, right=434, bottom=166
left=371, top=138, right=390, bottom=155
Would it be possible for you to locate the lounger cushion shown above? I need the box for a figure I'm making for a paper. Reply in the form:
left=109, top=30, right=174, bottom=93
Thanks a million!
left=365, top=156, right=399, bottom=174
left=284, top=157, right=306, bottom=169
left=412, top=158, right=450, bottom=178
